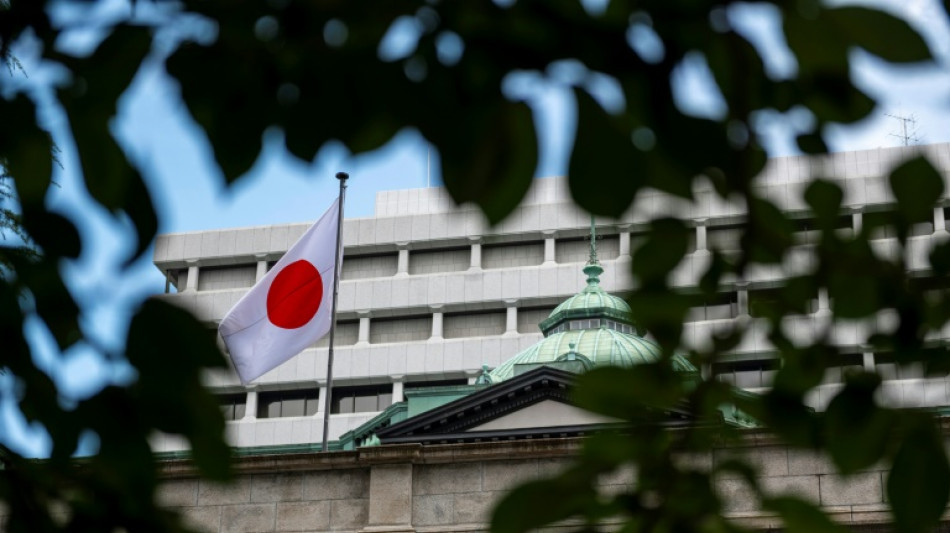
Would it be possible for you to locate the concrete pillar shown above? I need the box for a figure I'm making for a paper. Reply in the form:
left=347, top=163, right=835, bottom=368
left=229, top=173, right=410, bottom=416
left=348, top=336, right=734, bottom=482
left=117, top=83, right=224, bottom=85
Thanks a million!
left=816, top=287, right=831, bottom=316
left=317, top=382, right=328, bottom=415
left=543, top=230, right=556, bottom=265
left=618, top=225, right=632, bottom=260
left=935, top=207, right=948, bottom=235
left=255, top=253, right=269, bottom=282
left=396, top=243, right=410, bottom=277
left=430, top=306, right=444, bottom=340
left=185, top=260, right=199, bottom=292
left=695, top=219, right=709, bottom=254
left=357, top=312, right=371, bottom=345
left=365, top=464, right=414, bottom=532
left=469, top=237, right=482, bottom=271
left=243, top=388, right=258, bottom=420
left=852, top=211, right=863, bottom=233
left=504, top=300, right=518, bottom=336
left=736, top=283, right=749, bottom=318
left=391, top=378, right=405, bottom=404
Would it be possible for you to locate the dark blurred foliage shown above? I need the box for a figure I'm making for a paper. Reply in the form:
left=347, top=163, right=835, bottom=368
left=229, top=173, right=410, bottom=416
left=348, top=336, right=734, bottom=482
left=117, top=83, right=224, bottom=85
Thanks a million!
left=1, top=0, right=949, bottom=532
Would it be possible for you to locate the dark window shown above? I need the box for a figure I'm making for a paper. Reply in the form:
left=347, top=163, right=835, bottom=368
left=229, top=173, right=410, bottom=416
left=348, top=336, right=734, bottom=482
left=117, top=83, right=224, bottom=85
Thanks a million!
left=714, top=359, right=780, bottom=389
left=257, top=390, right=320, bottom=418
left=748, top=287, right=818, bottom=318
left=330, top=385, right=392, bottom=414
left=865, top=210, right=933, bottom=240
left=793, top=216, right=853, bottom=244
left=874, top=351, right=943, bottom=381
left=404, top=378, right=468, bottom=390
left=686, top=292, right=738, bottom=322
left=604, top=319, right=634, bottom=334
left=822, top=353, right=865, bottom=384
left=218, top=393, right=247, bottom=421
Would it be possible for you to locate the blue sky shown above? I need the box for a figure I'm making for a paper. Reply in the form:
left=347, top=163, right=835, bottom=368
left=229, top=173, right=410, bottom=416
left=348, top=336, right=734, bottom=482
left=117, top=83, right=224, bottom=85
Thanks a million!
left=1, top=0, right=949, bottom=455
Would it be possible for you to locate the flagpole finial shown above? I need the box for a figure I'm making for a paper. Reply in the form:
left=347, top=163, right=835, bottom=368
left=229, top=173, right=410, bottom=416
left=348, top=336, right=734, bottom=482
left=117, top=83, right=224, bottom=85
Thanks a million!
left=336, top=172, right=349, bottom=181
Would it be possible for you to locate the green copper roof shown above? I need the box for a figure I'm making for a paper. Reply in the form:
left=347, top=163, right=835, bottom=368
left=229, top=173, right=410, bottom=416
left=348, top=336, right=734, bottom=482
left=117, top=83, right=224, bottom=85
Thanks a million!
left=488, top=327, right=697, bottom=382
left=489, top=215, right=698, bottom=383
left=539, top=262, right=633, bottom=333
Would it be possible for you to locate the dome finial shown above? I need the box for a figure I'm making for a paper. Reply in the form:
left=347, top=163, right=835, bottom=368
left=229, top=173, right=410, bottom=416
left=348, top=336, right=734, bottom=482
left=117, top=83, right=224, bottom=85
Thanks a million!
left=583, top=214, right=603, bottom=286
left=588, top=214, right=598, bottom=264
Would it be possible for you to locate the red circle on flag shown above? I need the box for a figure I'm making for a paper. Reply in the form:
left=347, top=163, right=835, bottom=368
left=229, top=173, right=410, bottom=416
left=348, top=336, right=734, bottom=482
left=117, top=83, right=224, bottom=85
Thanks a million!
left=266, top=260, right=324, bottom=329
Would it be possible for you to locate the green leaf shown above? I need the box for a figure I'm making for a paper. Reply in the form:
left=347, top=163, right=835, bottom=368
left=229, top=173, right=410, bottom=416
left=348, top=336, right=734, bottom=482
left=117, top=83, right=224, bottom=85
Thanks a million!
left=437, top=100, right=538, bottom=224
left=20, top=208, right=80, bottom=259
left=826, top=7, right=932, bottom=64
left=888, top=415, right=950, bottom=533
left=57, top=25, right=151, bottom=210
left=804, top=180, right=844, bottom=229
left=889, top=156, right=944, bottom=223
left=0, top=95, right=53, bottom=207
left=126, top=299, right=231, bottom=480
left=573, top=364, right=684, bottom=419
left=568, top=87, right=643, bottom=218
left=490, top=476, right=596, bottom=533
left=121, top=168, right=159, bottom=265
left=822, top=374, right=896, bottom=474
left=631, top=218, right=690, bottom=284
left=796, top=132, right=827, bottom=155
left=763, top=496, right=849, bottom=533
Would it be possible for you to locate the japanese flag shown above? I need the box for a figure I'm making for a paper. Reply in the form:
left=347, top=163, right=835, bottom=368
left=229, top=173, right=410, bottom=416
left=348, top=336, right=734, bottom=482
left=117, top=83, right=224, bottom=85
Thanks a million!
left=219, top=198, right=341, bottom=384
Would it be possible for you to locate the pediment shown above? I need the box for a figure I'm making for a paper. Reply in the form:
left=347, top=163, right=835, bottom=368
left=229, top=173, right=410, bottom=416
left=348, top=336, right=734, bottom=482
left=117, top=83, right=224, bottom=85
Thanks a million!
left=466, top=399, right=618, bottom=431
left=376, top=366, right=700, bottom=445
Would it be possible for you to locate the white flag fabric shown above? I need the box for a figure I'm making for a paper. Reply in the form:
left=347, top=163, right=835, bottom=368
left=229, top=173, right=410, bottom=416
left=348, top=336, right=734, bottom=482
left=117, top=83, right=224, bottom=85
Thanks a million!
left=219, top=198, right=341, bottom=384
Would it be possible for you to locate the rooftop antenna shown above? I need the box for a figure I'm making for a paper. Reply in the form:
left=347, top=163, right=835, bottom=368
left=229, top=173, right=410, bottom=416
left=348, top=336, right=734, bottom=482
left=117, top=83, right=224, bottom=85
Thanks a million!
left=886, top=111, right=922, bottom=146
left=426, top=144, right=431, bottom=188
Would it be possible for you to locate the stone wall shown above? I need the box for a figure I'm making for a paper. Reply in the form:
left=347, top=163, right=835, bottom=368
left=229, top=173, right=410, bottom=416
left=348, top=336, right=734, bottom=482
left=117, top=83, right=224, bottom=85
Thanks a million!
left=153, top=435, right=918, bottom=533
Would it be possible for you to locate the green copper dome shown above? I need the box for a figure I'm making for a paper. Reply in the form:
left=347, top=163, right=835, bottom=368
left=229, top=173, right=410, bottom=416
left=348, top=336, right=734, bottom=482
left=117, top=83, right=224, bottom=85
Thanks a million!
left=538, top=262, right=635, bottom=335
left=487, top=217, right=698, bottom=383
left=488, top=327, right=697, bottom=382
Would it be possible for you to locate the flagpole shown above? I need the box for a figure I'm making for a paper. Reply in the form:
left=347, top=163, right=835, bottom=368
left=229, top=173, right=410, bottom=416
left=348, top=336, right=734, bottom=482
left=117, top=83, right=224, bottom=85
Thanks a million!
left=322, top=171, right=348, bottom=452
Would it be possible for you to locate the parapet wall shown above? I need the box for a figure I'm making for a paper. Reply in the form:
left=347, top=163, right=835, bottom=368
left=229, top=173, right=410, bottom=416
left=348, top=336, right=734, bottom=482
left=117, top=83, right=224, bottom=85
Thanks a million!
left=155, top=435, right=914, bottom=533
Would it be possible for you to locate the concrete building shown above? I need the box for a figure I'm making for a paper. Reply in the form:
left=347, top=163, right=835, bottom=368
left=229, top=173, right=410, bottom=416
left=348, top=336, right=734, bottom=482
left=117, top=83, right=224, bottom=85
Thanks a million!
left=152, top=142, right=950, bottom=453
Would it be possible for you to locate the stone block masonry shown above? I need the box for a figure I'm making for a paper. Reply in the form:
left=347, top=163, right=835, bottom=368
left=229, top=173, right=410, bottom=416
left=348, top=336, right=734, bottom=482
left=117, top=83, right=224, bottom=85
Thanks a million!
left=140, top=433, right=946, bottom=533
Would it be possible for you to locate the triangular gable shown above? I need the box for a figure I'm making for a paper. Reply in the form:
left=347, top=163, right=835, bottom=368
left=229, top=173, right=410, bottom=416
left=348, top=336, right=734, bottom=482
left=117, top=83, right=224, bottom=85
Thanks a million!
left=376, top=366, right=700, bottom=445
left=466, top=400, right=618, bottom=431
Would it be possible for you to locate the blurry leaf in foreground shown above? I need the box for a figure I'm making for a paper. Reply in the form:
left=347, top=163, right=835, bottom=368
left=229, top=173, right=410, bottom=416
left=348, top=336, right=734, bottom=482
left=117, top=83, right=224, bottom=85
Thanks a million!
left=822, top=373, right=896, bottom=474
left=126, top=299, right=231, bottom=480
left=491, top=476, right=595, bottom=533
left=764, top=496, right=849, bottom=533
left=888, top=413, right=950, bottom=533
left=574, top=365, right=683, bottom=419
left=889, top=156, right=944, bottom=224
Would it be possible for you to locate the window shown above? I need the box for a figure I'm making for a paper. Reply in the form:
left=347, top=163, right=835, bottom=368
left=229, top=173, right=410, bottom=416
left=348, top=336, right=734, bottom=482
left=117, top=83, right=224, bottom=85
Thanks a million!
left=793, top=216, right=853, bottom=244
left=604, top=319, right=634, bottom=334
left=257, top=390, right=320, bottom=418
left=749, top=287, right=817, bottom=318
left=330, top=385, right=392, bottom=414
left=865, top=211, right=933, bottom=240
left=822, top=353, right=865, bottom=384
left=715, top=359, right=779, bottom=389
left=569, top=319, right=601, bottom=330
left=404, top=378, right=468, bottom=390
left=219, top=393, right=247, bottom=421
left=685, top=292, right=738, bottom=322
left=875, top=352, right=928, bottom=381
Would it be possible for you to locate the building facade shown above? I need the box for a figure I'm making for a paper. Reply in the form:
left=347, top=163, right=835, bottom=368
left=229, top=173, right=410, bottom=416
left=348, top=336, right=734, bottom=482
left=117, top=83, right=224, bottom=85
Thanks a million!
left=152, top=143, right=950, bottom=452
